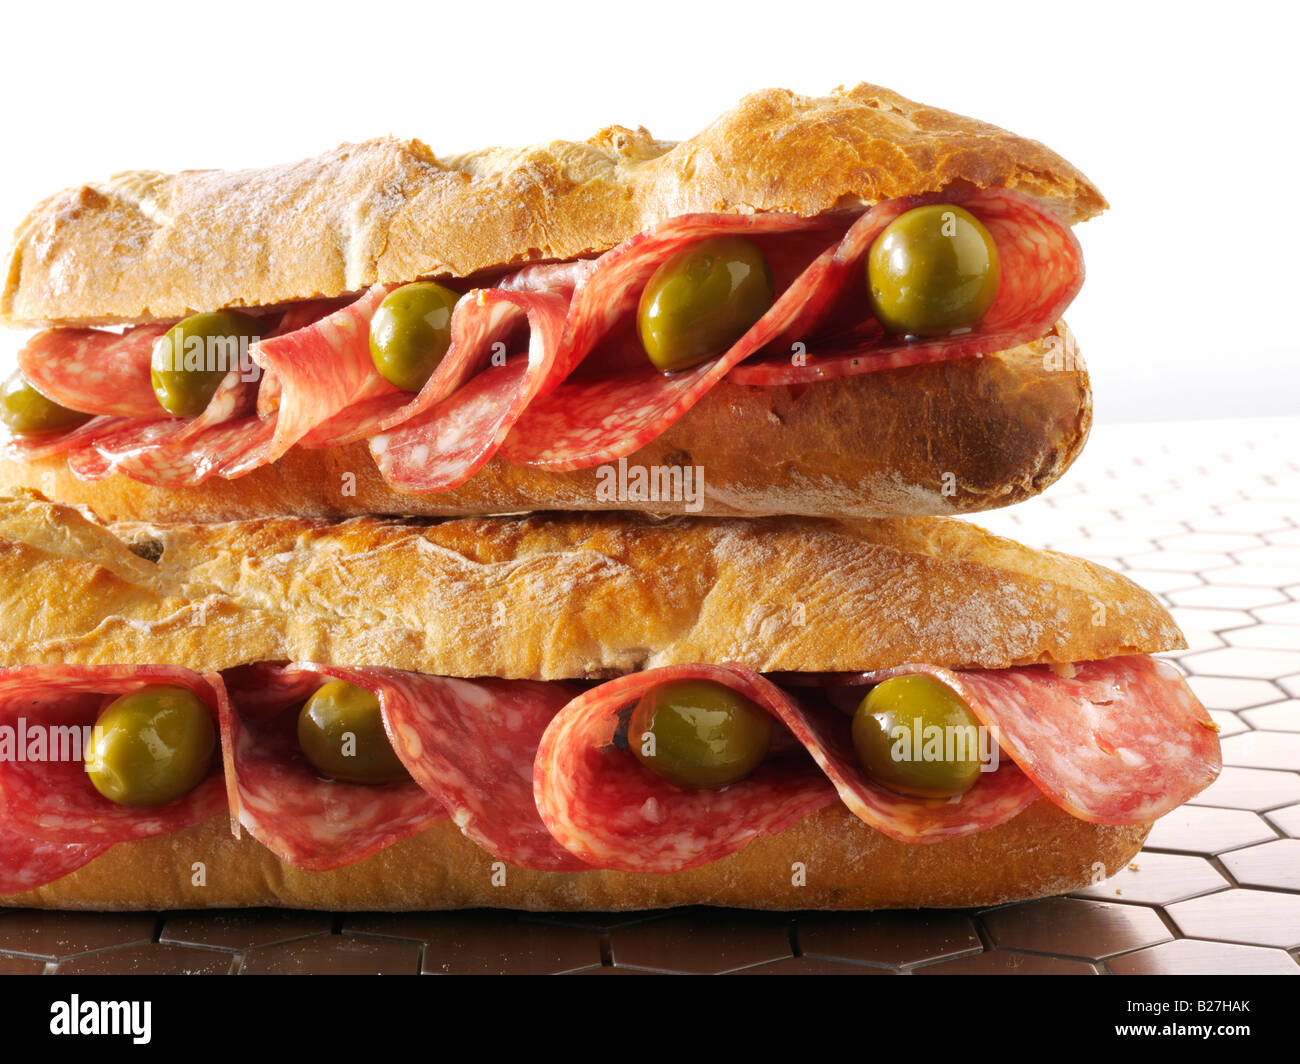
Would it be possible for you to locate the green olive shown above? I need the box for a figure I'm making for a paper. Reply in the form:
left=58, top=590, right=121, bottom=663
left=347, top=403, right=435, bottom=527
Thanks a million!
left=84, top=685, right=216, bottom=807
left=866, top=204, right=1001, bottom=337
left=151, top=310, right=263, bottom=417
left=0, top=371, right=93, bottom=435
left=628, top=678, right=773, bottom=789
left=369, top=282, right=459, bottom=393
left=851, top=675, right=985, bottom=799
left=638, top=237, right=774, bottom=372
left=297, top=680, right=410, bottom=784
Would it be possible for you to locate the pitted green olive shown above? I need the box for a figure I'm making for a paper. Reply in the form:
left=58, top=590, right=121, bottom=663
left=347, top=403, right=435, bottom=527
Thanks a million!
left=151, top=310, right=263, bottom=417
left=0, top=371, right=93, bottom=435
left=866, top=204, right=1001, bottom=337
left=851, top=674, right=984, bottom=799
left=297, top=680, right=410, bottom=784
left=84, top=685, right=216, bottom=807
left=628, top=678, right=772, bottom=789
left=368, top=282, right=459, bottom=393
left=638, top=237, right=774, bottom=372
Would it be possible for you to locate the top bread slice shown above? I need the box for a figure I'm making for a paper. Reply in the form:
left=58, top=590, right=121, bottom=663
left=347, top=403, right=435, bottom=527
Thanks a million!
left=0, top=492, right=1179, bottom=679
left=1, top=83, right=1106, bottom=327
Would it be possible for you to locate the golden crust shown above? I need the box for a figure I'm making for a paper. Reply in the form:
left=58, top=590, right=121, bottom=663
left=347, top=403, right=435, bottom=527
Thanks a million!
left=0, top=493, right=1182, bottom=679
left=1, top=803, right=1150, bottom=911
left=2, top=84, right=1106, bottom=327
left=0, top=324, right=1091, bottom=522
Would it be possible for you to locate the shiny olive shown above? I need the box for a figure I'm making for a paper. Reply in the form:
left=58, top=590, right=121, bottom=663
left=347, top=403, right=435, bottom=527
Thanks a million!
left=628, top=678, right=772, bottom=789
left=866, top=204, right=1001, bottom=337
left=151, top=310, right=263, bottom=417
left=297, top=680, right=410, bottom=784
left=638, top=237, right=774, bottom=372
left=369, top=282, right=459, bottom=393
left=0, top=371, right=93, bottom=435
left=851, top=675, right=984, bottom=799
left=84, top=685, right=216, bottom=807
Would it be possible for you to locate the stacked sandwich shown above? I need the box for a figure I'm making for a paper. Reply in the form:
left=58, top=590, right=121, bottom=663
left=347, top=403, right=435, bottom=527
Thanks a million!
left=0, top=84, right=1219, bottom=910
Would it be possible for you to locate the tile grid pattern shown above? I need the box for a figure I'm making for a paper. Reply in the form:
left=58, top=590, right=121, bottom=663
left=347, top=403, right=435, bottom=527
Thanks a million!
left=1, top=418, right=1297, bottom=975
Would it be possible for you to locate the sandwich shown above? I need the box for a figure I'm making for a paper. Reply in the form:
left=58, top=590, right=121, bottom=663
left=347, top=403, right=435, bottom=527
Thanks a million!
left=0, top=494, right=1219, bottom=910
left=0, top=83, right=1098, bottom=522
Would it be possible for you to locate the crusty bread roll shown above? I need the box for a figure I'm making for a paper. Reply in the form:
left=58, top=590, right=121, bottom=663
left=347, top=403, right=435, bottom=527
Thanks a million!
left=0, top=495, right=1178, bottom=911
left=3, top=805, right=1149, bottom=912
left=0, top=326, right=1090, bottom=522
left=1, top=84, right=1105, bottom=328
left=0, top=492, right=1180, bottom=678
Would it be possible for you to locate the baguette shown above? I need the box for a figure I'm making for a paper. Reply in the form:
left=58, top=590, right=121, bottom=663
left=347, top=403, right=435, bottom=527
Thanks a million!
left=0, top=84, right=1099, bottom=523
left=0, top=495, right=1206, bottom=911
left=2, top=84, right=1104, bottom=327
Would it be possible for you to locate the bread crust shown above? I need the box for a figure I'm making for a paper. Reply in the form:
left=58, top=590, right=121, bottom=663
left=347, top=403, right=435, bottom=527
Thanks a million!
left=0, top=492, right=1182, bottom=679
left=0, top=324, right=1090, bottom=523
left=1, top=84, right=1106, bottom=327
left=0, top=802, right=1149, bottom=911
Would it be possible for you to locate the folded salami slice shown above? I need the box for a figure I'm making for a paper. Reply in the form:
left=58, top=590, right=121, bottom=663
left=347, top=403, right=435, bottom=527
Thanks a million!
left=0, top=822, right=110, bottom=896
left=216, top=664, right=446, bottom=872
left=16, top=324, right=171, bottom=418
left=369, top=287, right=574, bottom=491
left=534, top=664, right=1039, bottom=874
left=505, top=190, right=1081, bottom=469
left=294, top=664, right=590, bottom=871
left=728, top=189, right=1083, bottom=385
left=854, top=656, right=1220, bottom=824
left=0, top=665, right=230, bottom=890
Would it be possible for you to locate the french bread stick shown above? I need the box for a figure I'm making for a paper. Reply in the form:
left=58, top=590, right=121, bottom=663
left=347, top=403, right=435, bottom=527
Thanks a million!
left=0, top=495, right=1193, bottom=910
left=2, top=84, right=1105, bottom=328
left=0, top=492, right=1180, bottom=677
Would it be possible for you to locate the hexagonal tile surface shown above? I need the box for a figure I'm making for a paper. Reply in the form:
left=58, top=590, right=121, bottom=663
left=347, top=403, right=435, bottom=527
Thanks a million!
left=1143, top=807, right=1278, bottom=854
left=1071, top=852, right=1228, bottom=905
left=1189, top=766, right=1300, bottom=811
left=1186, top=676, right=1286, bottom=710
left=0, top=911, right=156, bottom=960
left=1265, top=803, right=1300, bottom=837
left=1219, top=839, right=1300, bottom=891
left=1165, top=890, right=1300, bottom=949
left=608, top=915, right=792, bottom=974
left=1220, top=731, right=1300, bottom=771
left=239, top=935, right=421, bottom=975
left=1181, top=647, right=1300, bottom=679
left=1107, top=939, right=1299, bottom=975
left=981, top=898, right=1172, bottom=960
left=915, top=950, right=1097, bottom=975
left=796, top=911, right=980, bottom=969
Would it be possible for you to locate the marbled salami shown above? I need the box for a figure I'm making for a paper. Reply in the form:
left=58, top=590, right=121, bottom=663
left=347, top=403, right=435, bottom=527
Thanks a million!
left=294, top=664, right=590, bottom=871
left=535, top=663, right=1042, bottom=874
left=0, top=665, right=228, bottom=858
left=854, top=656, right=1220, bottom=824
left=16, top=324, right=170, bottom=418
left=216, top=663, right=446, bottom=872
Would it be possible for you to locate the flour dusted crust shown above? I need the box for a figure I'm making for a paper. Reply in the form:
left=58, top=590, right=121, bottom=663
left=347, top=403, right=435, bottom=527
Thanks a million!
left=1, top=84, right=1106, bottom=327
left=0, top=324, right=1091, bottom=523
left=1, top=804, right=1150, bottom=912
left=0, top=492, right=1182, bottom=679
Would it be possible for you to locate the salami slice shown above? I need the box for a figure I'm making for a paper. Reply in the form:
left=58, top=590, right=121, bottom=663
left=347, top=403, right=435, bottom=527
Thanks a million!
left=16, top=324, right=170, bottom=418
left=504, top=191, right=1081, bottom=469
left=726, top=189, right=1084, bottom=385
left=535, top=664, right=1039, bottom=874
left=371, top=287, right=571, bottom=491
left=216, top=663, right=446, bottom=871
left=0, top=822, right=110, bottom=897
left=853, top=656, right=1220, bottom=824
left=0, top=666, right=229, bottom=860
left=294, top=664, right=590, bottom=871
left=2, top=415, right=135, bottom=463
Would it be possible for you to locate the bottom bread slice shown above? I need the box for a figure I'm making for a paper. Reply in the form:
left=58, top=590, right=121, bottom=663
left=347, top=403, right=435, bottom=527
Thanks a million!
left=2, top=801, right=1148, bottom=912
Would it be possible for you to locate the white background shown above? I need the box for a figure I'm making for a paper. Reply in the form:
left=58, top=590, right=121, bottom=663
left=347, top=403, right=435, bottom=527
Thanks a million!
left=0, top=0, right=1295, bottom=423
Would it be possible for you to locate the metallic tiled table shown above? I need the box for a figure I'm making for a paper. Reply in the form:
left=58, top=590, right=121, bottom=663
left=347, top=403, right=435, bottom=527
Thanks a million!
left=1, top=417, right=1297, bottom=975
